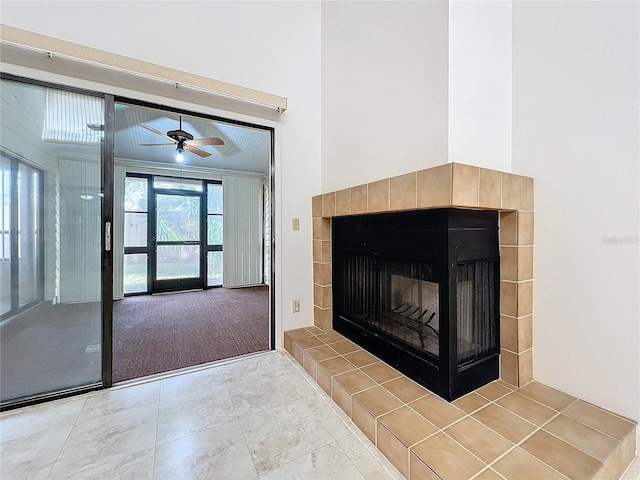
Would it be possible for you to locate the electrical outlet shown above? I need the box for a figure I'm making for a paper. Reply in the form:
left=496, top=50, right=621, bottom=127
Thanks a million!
left=292, top=218, right=300, bottom=231
left=292, top=299, right=300, bottom=313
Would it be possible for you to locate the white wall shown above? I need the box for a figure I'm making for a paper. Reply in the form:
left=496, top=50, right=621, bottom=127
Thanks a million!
left=448, top=1, right=511, bottom=172
left=1, top=1, right=322, bottom=339
left=512, top=1, right=640, bottom=422
left=321, top=1, right=449, bottom=192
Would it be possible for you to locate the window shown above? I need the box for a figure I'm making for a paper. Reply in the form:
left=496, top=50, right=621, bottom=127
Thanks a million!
left=206, top=182, right=223, bottom=286
left=123, top=175, right=149, bottom=294
left=122, top=174, right=223, bottom=293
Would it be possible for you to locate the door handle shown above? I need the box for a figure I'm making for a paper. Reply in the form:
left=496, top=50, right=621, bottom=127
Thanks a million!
left=105, top=222, right=111, bottom=251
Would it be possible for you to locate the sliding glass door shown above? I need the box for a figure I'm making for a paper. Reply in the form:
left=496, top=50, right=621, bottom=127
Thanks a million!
left=0, top=77, right=109, bottom=406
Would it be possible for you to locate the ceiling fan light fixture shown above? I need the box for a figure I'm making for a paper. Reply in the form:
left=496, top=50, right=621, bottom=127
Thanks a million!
left=176, top=145, right=185, bottom=163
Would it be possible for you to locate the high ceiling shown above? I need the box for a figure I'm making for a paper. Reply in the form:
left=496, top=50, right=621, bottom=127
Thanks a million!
left=115, top=103, right=271, bottom=174
left=3, top=79, right=271, bottom=175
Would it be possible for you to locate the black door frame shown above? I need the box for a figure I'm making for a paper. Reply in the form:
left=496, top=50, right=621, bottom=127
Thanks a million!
left=0, top=73, right=114, bottom=411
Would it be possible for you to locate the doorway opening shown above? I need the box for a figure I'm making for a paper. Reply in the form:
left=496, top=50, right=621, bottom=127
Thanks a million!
left=112, top=100, right=273, bottom=383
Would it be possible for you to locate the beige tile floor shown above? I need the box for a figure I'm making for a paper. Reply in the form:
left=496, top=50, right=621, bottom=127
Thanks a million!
left=2, top=345, right=639, bottom=480
left=286, top=327, right=640, bottom=480
left=0, top=350, right=403, bottom=480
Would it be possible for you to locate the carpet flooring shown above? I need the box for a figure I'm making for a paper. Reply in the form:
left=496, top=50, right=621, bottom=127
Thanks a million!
left=112, top=286, right=270, bottom=383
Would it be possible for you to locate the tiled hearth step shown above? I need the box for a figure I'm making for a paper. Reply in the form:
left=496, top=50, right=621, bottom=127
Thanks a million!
left=284, top=327, right=637, bottom=480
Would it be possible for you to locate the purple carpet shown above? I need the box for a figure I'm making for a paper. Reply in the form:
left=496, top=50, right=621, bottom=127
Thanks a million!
left=113, top=286, right=270, bottom=382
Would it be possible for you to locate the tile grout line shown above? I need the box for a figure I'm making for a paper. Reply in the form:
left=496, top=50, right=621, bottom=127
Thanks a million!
left=290, top=336, right=633, bottom=480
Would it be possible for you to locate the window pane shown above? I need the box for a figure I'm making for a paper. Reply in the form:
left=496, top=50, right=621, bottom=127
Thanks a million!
left=124, top=212, right=147, bottom=247
left=207, top=184, right=222, bottom=214
left=124, top=254, right=147, bottom=294
left=153, top=176, right=203, bottom=192
left=124, top=177, right=148, bottom=211
left=157, top=245, right=200, bottom=279
left=18, top=163, right=38, bottom=308
left=207, top=251, right=222, bottom=287
left=156, top=194, right=200, bottom=241
left=207, top=215, right=223, bottom=245
left=1, top=158, right=11, bottom=315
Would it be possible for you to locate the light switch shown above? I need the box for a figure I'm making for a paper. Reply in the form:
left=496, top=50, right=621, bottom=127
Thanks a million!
left=292, top=217, right=300, bottom=231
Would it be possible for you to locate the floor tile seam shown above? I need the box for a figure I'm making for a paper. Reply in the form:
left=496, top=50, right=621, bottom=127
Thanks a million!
left=566, top=399, right=638, bottom=434
left=78, top=393, right=163, bottom=424
left=517, top=428, right=603, bottom=480
left=491, top=412, right=580, bottom=480
left=377, top=418, right=442, bottom=452
left=493, top=397, right=560, bottom=428
left=357, top=365, right=403, bottom=387
left=539, top=421, right=618, bottom=466
left=486, top=400, right=545, bottom=431
left=154, top=413, right=240, bottom=448
left=304, top=349, right=341, bottom=363
left=590, top=406, right=638, bottom=426
left=352, top=392, right=406, bottom=420
left=42, top=423, right=76, bottom=480
left=559, top=398, right=635, bottom=440
left=378, top=380, right=432, bottom=407
left=257, top=436, right=339, bottom=477
left=468, top=403, right=538, bottom=448
left=508, top=387, right=576, bottom=414
left=409, top=450, right=445, bottom=480
left=233, top=403, right=261, bottom=480
left=470, top=466, right=507, bottom=480
left=331, top=377, right=378, bottom=397
left=0, top=418, right=79, bottom=445
left=417, top=429, right=492, bottom=475
left=485, top=442, right=572, bottom=480
left=453, top=402, right=490, bottom=416
left=335, top=434, right=402, bottom=480
left=476, top=390, right=511, bottom=403
left=516, top=385, right=577, bottom=412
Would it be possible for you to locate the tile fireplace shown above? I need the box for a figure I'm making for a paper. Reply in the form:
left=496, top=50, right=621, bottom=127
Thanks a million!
left=313, top=162, right=534, bottom=388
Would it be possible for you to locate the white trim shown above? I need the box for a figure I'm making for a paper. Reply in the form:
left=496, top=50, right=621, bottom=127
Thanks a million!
left=116, top=158, right=266, bottom=181
left=1, top=24, right=287, bottom=112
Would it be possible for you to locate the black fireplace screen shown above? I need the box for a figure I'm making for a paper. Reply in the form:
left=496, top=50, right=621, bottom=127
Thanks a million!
left=456, top=261, right=497, bottom=365
left=338, top=254, right=497, bottom=367
left=332, top=208, right=500, bottom=400
left=339, top=254, right=440, bottom=360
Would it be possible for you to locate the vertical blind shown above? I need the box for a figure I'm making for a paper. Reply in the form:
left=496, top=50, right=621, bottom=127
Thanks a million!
left=222, top=175, right=263, bottom=287
left=112, top=165, right=126, bottom=298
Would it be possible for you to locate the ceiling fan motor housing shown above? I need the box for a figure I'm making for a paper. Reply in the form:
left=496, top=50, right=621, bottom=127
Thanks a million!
left=167, top=129, right=194, bottom=142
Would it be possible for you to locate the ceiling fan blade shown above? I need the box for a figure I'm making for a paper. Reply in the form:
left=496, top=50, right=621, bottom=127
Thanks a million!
left=138, top=142, right=175, bottom=146
left=138, top=124, right=176, bottom=143
left=184, top=145, right=211, bottom=158
left=187, top=137, right=225, bottom=147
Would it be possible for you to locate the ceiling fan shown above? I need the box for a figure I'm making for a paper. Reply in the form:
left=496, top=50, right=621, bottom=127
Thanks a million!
left=138, top=116, right=224, bottom=158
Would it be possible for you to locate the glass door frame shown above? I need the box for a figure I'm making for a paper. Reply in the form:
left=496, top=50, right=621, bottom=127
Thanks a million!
left=0, top=73, right=114, bottom=411
left=151, top=186, right=206, bottom=293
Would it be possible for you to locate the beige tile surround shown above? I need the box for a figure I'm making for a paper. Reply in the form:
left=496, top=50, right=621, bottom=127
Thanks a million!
left=284, top=327, right=637, bottom=480
left=312, top=162, right=534, bottom=388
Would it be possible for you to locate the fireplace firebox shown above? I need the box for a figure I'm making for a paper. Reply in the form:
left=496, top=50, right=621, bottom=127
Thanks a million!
left=332, top=208, right=500, bottom=401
